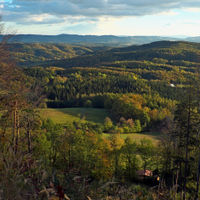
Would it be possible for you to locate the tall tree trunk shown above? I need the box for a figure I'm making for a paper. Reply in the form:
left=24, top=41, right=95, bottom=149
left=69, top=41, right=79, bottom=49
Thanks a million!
left=68, top=145, right=71, bottom=171
left=195, top=150, right=200, bottom=200
left=175, top=147, right=181, bottom=194
left=129, top=156, right=131, bottom=180
left=179, top=162, right=182, bottom=188
left=27, top=129, right=31, bottom=153
left=183, top=102, right=191, bottom=200
left=13, top=100, right=17, bottom=149
left=15, top=105, right=19, bottom=152
left=172, top=137, right=175, bottom=191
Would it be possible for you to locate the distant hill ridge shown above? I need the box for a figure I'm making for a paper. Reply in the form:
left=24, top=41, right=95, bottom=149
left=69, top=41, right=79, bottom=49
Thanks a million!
left=6, top=40, right=200, bottom=68
left=35, top=40, right=200, bottom=69
left=2, top=34, right=198, bottom=46
left=109, top=40, right=200, bottom=52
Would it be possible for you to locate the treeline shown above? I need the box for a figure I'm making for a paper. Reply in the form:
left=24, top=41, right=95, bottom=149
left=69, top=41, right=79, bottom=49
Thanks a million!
left=8, top=43, right=110, bottom=66
left=24, top=66, right=185, bottom=101
left=46, top=92, right=175, bottom=132
left=23, top=66, right=183, bottom=131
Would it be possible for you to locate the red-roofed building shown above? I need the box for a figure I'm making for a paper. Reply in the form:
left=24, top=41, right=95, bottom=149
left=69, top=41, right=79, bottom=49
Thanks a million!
left=136, top=169, right=153, bottom=179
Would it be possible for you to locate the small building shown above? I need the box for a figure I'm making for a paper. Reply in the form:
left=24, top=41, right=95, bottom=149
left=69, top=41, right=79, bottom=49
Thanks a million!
left=169, top=83, right=175, bottom=87
left=136, top=169, right=153, bottom=179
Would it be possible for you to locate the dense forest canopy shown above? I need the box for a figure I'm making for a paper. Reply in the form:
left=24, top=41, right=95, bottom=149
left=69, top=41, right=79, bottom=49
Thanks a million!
left=15, top=40, right=200, bottom=134
left=2, top=39, right=200, bottom=199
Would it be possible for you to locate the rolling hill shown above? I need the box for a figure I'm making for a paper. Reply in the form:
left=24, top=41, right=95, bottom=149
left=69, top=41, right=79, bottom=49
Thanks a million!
left=8, top=43, right=111, bottom=67
left=3, top=33, right=200, bottom=45
left=5, top=34, right=179, bottom=45
left=35, top=40, right=200, bottom=69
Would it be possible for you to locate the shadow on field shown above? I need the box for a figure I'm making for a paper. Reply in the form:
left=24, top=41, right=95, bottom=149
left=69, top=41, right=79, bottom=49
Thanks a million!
left=53, top=107, right=115, bottom=124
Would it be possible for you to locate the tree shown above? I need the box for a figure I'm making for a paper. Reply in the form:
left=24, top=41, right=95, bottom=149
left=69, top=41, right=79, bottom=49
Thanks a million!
left=134, top=119, right=142, bottom=132
left=139, top=138, right=154, bottom=175
left=109, top=133, right=125, bottom=177
left=84, top=99, right=92, bottom=109
left=0, top=20, right=16, bottom=141
left=20, top=109, right=42, bottom=153
left=104, top=117, right=114, bottom=132
left=0, top=30, right=28, bottom=151
left=173, top=80, right=200, bottom=199
left=42, top=118, right=63, bottom=167
left=122, top=137, right=138, bottom=180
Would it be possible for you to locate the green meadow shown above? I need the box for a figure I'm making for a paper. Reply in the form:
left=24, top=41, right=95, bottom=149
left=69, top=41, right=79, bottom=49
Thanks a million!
left=39, top=107, right=115, bottom=125
left=103, top=132, right=159, bottom=145
left=39, top=107, right=160, bottom=144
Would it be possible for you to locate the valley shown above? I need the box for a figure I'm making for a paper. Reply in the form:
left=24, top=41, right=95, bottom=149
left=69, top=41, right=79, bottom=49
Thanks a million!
left=1, top=39, right=200, bottom=199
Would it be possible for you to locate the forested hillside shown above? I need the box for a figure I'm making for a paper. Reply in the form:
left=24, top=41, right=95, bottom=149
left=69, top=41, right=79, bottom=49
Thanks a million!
left=2, top=39, right=200, bottom=199
left=8, top=43, right=111, bottom=67
left=19, top=40, right=200, bottom=133
left=39, top=41, right=200, bottom=69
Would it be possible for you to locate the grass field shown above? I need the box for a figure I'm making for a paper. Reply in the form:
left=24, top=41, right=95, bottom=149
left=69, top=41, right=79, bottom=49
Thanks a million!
left=103, top=132, right=160, bottom=145
left=39, top=107, right=160, bottom=144
left=39, top=107, right=115, bottom=125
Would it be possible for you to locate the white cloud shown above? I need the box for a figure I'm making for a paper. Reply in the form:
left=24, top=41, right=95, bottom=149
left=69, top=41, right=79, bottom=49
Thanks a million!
left=183, top=7, right=200, bottom=13
left=183, top=20, right=200, bottom=25
left=0, top=0, right=200, bottom=37
left=156, top=10, right=178, bottom=16
left=0, top=0, right=199, bottom=26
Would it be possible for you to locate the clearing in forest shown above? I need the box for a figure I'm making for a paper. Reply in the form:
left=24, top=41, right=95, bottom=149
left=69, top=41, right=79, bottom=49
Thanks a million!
left=39, top=107, right=115, bottom=125
left=39, top=108, right=160, bottom=144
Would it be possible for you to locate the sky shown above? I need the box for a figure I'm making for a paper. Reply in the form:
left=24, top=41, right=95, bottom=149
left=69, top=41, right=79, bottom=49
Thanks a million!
left=0, top=0, right=200, bottom=37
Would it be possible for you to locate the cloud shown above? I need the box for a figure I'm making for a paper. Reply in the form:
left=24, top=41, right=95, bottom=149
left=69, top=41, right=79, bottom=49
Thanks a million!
left=183, top=20, right=200, bottom=25
left=1, top=0, right=200, bottom=25
left=66, top=17, right=99, bottom=24
left=183, top=7, right=200, bottom=13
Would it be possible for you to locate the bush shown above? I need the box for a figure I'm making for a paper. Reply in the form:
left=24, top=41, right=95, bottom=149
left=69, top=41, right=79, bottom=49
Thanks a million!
left=84, top=100, right=93, bottom=108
